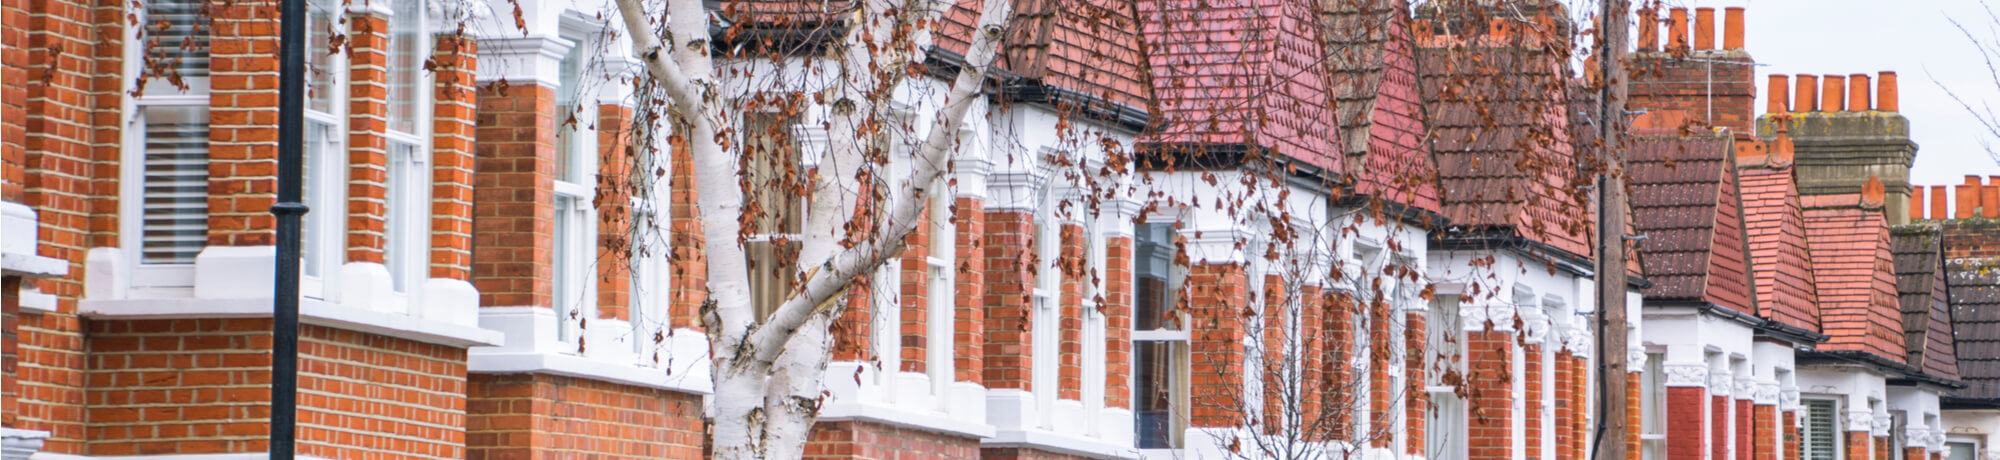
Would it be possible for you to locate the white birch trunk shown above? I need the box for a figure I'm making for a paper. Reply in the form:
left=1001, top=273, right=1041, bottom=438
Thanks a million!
left=612, top=0, right=1013, bottom=456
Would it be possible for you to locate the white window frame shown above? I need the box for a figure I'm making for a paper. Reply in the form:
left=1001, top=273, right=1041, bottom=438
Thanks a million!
left=550, top=30, right=597, bottom=347
left=1133, top=218, right=1189, bottom=452
left=1640, top=349, right=1668, bottom=460
left=122, top=0, right=217, bottom=292
left=1080, top=204, right=1106, bottom=430
left=927, top=179, right=956, bottom=405
left=1033, top=180, right=1064, bottom=430
left=1801, top=397, right=1843, bottom=460
left=1946, top=435, right=1983, bottom=460
left=1425, top=293, right=1467, bottom=460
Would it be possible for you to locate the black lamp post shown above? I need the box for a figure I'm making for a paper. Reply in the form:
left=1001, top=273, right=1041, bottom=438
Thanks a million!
left=270, top=0, right=308, bottom=454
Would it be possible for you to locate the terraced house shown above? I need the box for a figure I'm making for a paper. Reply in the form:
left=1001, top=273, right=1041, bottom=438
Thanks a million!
left=5, top=0, right=2000, bottom=459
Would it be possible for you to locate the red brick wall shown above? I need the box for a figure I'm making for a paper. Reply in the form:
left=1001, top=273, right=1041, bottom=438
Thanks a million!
left=1909, top=446, right=1928, bottom=460
left=1668, top=386, right=1706, bottom=460
left=1628, top=37, right=1756, bottom=133
left=1188, top=262, right=1246, bottom=428
left=1555, top=350, right=1573, bottom=460
left=0, top=0, right=25, bottom=204
left=804, top=420, right=979, bottom=460
left=16, top=312, right=85, bottom=452
left=2, top=277, right=18, bottom=429
left=1782, top=411, right=1799, bottom=459
left=897, top=201, right=935, bottom=372
left=981, top=447, right=1101, bottom=460
left=668, top=133, right=706, bottom=330
left=1260, top=274, right=1285, bottom=434
left=429, top=35, right=478, bottom=281
left=1467, top=330, right=1513, bottom=458
left=1627, top=374, right=1642, bottom=460
left=595, top=104, right=635, bottom=322
left=1753, top=404, right=1776, bottom=460
left=1942, top=219, right=2000, bottom=261
left=1524, top=343, right=1542, bottom=459
left=1874, top=435, right=1890, bottom=460
left=346, top=13, right=390, bottom=264
left=954, top=197, right=986, bottom=384
left=208, top=0, right=281, bottom=247
left=85, top=320, right=470, bottom=458
left=1057, top=224, right=1083, bottom=399
left=1368, top=297, right=1391, bottom=447
left=473, top=84, right=556, bottom=307
left=1736, top=398, right=1752, bottom=460
left=1402, top=308, right=1423, bottom=453
left=1323, top=290, right=1354, bottom=432
left=982, top=210, right=1033, bottom=390
left=1102, top=234, right=1130, bottom=407
left=465, top=373, right=705, bottom=459
left=1712, top=395, right=1729, bottom=460
left=1845, top=431, right=1870, bottom=460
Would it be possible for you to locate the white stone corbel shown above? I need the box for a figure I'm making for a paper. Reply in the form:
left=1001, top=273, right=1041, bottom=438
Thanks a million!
left=1780, top=388, right=1801, bottom=412
left=1181, top=225, right=1255, bottom=266
left=475, top=35, right=577, bottom=87
left=1734, top=377, right=1756, bottom=400
left=1754, top=381, right=1779, bottom=406
left=982, top=152, right=1052, bottom=213
left=1521, top=307, right=1549, bottom=344
left=1628, top=346, right=1647, bottom=371
left=1708, top=372, right=1733, bottom=397
left=1461, top=302, right=1518, bottom=333
left=1873, top=414, right=1893, bottom=438
left=1664, top=363, right=1708, bottom=387
left=1846, top=409, right=1877, bottom=435
left=952, top=144, right=995, bottom=202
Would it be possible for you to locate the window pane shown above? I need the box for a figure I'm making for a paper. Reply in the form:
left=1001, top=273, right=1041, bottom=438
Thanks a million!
left=554, top=39, right=585, bottom=184
left=744, top=114, right=802, bottom=234
left=141, top=106, right=209, bottom=264
left=1136, top=222, right=1178, bottom=331
left=387, top=0, right=423, bottom=133
left=306, top=0, right=336, bottom=113
left=1136, top=340, right=1184, bottom=449
left=142, top=0, right=210, bottom=89
left=554, top=196, right=575, bottom=342
left=1805, top=399, right=1840, bottom=460
left=1948, top=442, right=1978, bottom=460
left=385, top=142, right=414, bottom=291
left=302, top=122, right=326, bottom=277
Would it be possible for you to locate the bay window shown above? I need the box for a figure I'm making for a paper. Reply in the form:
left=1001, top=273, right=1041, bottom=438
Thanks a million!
left=1425, top=293, right=1466, bottom=459
left=1033, top=182, right=1063, bottom=429
left=1134, top=221, right=1187, bottom=449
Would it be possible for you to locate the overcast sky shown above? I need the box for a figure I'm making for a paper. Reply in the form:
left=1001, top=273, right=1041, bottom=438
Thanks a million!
left=1614, top=0, right=2000, bottom=201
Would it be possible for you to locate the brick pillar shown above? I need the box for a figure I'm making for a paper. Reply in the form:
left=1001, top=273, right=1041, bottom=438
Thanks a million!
left=0, top=0, right=24, bottom=204
left=1323, top=291, right=1355, bottom=434
left=1296, top=283, right=1324, bottom=439
left=206, top=0, right=281, bottom=247
left=595, top=104, right=635, bottom=322
left=667, top=131, right=705, bottom=330
left=1525, top=343, right=1543, bottom=460
left=1058, top=224, right=1084, bottom=399
left=1783, top=411, right=1799, bottom=459
left=1102, top=232, right=1130, bottom=406
left=1467, top=328, right=1515, bottom=458
left=982, top=210, right=1034, bottom=390
left=1713, top=395, right=1731, bottom=460
left=897, top=202, right=933, bottom=373
left=1368, top=298, right=1391, bottom=448
left=1555, top=351, right=1574, bottom=460
left=957, top=196, right=988, bottom=384
left=3, top=277, right=17, bottom=429
left=346, top=13, right=390, bottom=263
left=1875, top=435, right=1890, bottom=460
left=472, top=83, right=556, bottom=307
left=1753, top=404, right=1777, bottom=460
left=429, top=35, right=477, bottom=281
left=1577, top=355, right=1592, bottom=460
left=1260, top=274, right=1285, bottom=435
left=1844, top=431, right=1870, bottom=460
left=1668, top=386, right=1707, bottom=460
left=1187, top=262, right=1247, bottom=428
left=1736, top=398, right=1753, bottom=460
left=1628, top=374, right=1642, bottom=460
left=1908, top=446, right=1927, bottom=460
left=1402, top=306, right=1424, bottom=454
left=832, top=270, right=872, bottom=362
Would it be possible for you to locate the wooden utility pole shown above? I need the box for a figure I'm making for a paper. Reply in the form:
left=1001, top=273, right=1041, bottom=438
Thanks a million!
left=1593, top=0, right=1632, bottom=459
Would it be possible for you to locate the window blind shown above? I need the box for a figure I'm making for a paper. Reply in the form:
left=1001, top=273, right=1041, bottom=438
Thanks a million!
left=140, top=106, right=209, bottom=265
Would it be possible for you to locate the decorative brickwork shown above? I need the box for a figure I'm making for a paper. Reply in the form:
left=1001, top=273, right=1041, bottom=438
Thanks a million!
left=465, top=373, right=705, bottom=459
left=804, top=420, right=978, bottom=460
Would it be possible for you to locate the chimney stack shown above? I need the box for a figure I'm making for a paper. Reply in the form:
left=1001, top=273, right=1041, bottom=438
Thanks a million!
left=1986, top=176, right=2000, bottom=218
left=1795, top=75, right=1818, bottom=112
left=1638, top=7, right=1659, bottom=51
left=1823, top=75, right=1846, bottom=113
left=1724, top=7, right=1745, bottom=50
left=1912, top=186, right=1927, bottom=221
left=1932, top=185, right=1949, bottom=220
left=1669, top=8, right=1689, bottom=51
left=1768, top=75, right=1790, bottom=113
left=1848, top=73, right=1871, bottom=111
left=1694, top=8, right=1716, bottom=50
left=1878, top=71, right=1899, bottom=112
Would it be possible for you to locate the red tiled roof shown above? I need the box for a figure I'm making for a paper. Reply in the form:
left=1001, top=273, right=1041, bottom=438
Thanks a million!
left=1736, top=156, right=1822, bottom=333
left=1325, top=0, right=1440, bottom=212
left=1802, top=194, right=1907, bottom=364
left=1416, top=27, right=1592, bottom=258
left=1890, top=226, right=1961, bottom=379
left=1627, top=133, right=1757, bottom=314
left=1138, top=0, right=1341, bottom=172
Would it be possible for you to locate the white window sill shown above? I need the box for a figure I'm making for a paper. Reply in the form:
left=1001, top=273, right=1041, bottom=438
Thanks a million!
left=985, top=428, right=1141, bottom=459
left=78, top=296, right=504, bottom=348
left=467, top=348, right=712, bottom=395
left=469, top=306, right=713, bottom=395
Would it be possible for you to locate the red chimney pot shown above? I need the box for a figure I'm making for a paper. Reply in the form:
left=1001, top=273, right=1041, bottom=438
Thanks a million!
left=1768, top=74, right=1790, bottom=114
left=1879, top=71, right=1899, bottom=112
left=1795, top=75, right=1819, bottom=112
left=1694, top=8, right=1716, bottom=50
left=1823, top=75, right=1847, bottom=113
left=1723, top=7, right=1745, bottom=50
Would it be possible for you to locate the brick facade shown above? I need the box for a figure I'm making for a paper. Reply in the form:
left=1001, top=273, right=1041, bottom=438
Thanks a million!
left=804, top=421, right=979, bottom=460
left=465, top=373, right=704, bottom=459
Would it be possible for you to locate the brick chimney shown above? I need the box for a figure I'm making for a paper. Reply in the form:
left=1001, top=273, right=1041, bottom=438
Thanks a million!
left=1759, top=70, right=1919, bottom=224
left=1629, top=6, right=1757, bottom=132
